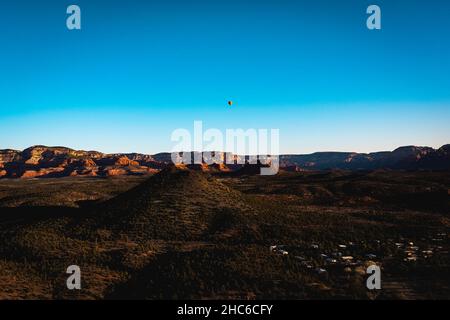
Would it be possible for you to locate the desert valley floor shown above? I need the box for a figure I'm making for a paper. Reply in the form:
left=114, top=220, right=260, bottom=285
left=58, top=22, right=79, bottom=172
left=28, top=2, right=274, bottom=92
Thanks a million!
left=0, top=168, right=449, bottom=299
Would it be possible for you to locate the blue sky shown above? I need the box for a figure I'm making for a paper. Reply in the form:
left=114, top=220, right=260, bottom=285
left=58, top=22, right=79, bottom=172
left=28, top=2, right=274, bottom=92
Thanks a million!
left=0, top=0, right=449, bottom=154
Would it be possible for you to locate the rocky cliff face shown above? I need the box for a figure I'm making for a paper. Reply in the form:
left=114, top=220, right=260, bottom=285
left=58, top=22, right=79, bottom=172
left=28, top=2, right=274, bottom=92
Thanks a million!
left=279, top=146, right=449, bottom=170
left=0, top=146, right=165, bottom=179
left=0, top=144, right=448, bottom=179
left=0, top=149, right=21, bottom=164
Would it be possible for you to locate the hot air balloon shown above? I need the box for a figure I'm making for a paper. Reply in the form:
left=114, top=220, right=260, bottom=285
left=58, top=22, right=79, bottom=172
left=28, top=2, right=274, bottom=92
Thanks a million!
left=228, top=101, right=233, bottom=106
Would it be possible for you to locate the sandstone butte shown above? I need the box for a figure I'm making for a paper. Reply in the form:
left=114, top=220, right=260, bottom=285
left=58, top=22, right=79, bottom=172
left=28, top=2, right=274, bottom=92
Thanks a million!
left=0, top=146, right=169, bottom=179
left=0, top=146, right=234, bottom=179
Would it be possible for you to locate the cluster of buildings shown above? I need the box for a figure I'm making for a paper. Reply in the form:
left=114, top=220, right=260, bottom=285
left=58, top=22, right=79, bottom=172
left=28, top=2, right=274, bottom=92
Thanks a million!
left=395, top=232, right=448, bottom=262
left=269, top=231, right=448, bottom=279
left=270, top=242, right=378, bottom=278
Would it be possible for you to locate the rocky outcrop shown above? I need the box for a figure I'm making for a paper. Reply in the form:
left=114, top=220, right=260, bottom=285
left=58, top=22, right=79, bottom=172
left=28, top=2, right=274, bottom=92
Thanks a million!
left=20, top=170, right=42, bottom=179
left=19, top=167, right=66, bottom=179
left=279, top=146, right=448, bottom=170
left=0, top=146, right=168, bottom=178
left=67, top=158, right=97, bottom=168
left=114, top=156, right=139, bottom=167
left=0, top=149, right=21, bottom=164
left=0, top=144, right=449, bottom=179
left=105, top=168, right=128, bottom=177
left=413, top=144, right=450, bottom=170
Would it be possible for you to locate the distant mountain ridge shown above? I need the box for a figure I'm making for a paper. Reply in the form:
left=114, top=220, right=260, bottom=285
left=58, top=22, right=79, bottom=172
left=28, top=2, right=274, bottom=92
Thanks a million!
left=0, top=144, right=449, bottom=178
left=280, top=145, right=450, bottom=171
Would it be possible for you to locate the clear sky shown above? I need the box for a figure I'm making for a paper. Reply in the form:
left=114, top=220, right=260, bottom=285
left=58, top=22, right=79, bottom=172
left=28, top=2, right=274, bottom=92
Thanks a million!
left=0, top=0, right=449, bottom=154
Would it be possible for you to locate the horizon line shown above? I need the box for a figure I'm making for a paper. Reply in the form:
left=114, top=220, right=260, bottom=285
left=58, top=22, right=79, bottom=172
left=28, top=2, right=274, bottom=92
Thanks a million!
left=1, top=143, right=448, bottom=157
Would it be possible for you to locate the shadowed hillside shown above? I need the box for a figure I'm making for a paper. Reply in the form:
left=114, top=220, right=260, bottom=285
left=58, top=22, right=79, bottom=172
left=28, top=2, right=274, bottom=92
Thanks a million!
left=76, top=166, right=259, bottom=241
left=0, top=168, right=449, bottom=299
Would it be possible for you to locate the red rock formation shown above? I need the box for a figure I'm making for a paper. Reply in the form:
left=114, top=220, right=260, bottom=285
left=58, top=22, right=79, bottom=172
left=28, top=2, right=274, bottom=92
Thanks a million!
left=0, top=146, right=163, bottom=178
left=20, top=167, right=66, bottom=179
left=1, top=144, right=448, bottom=179
left=20, top=170, right=41, bottom=179
left=127, top=166, right=156, bottom=176
left=105, top=168, right=128, bottom=176
left=86, top=170, right=98, bottom=177
left=115, top=156, right=139, bottom=166
left=69, top=169, right=97, bottom=177
left=22, top=146, right=55, bottom=165
left=21, top=146, right=103, bottom=167
left=146, top=168, right=160, bottom=174
left=83, top=158, right=97, bottom=167
left=68, top=158, right=97, bottom=168
left=0, top=149, right=21, bottom=163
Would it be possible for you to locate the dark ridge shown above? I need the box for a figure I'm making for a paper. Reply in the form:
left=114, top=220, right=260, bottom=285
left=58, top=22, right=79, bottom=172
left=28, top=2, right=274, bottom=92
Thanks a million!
left=72, top=166, right=259, bottom=241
